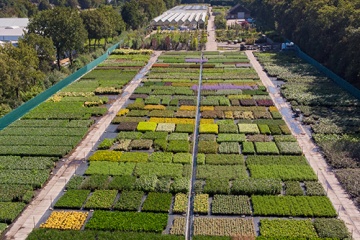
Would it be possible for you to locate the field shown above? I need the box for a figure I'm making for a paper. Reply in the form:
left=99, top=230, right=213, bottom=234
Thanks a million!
left=4, top=50, right=349, bottom=239
left=255, top=52, right=360, bottom=211
left=0, top=50, right=151, bottom=232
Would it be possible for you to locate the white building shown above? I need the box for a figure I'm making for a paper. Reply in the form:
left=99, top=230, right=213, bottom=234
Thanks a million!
left=0, top=18, right=28, bottom=42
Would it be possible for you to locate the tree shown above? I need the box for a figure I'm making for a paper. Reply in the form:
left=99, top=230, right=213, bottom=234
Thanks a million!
left=0, top=42, right=44, bottom=105
left=121, top=0, right=144, bottom=30
left=21, top=33, right=56, bottom=72
left=28, top=7, right=88, bottom=70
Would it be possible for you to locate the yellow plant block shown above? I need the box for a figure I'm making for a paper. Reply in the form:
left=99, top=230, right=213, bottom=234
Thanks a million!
left=179, top=106, right=196, bottom=111
left=117, top=109, right=129, bottom=116
left=144, top=105, right=166, bottom=110
left=200, top=106, right=214, bottom=111
left=200, top=119, right=215, bottom=124
left=224, top=111, right=233, bottom=119
left=199, top=124, right=218, bottom=134
left=268, top=106, right=279, bottom=112
left=40, top=211, right=88, bottom=230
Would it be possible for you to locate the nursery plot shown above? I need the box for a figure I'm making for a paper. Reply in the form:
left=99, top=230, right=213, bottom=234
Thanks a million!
left=0, top=51, right=151, bottom=229
left=28, top=50, right=347, bottom=239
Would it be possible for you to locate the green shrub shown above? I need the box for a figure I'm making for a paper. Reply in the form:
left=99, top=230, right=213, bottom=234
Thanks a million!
left=305, top=181, right=326, bottom=196
left=85, top=211, right=168, bottom=232
left=54, top=190, right=90, bottom=209
left=66, top=175, right=85, bottom=190
left=134, top=163, right=183, bottom=178
left=154, top=139, right=167, bottom=151
left=231, top=179, right=282, bottom=195
left=80, top=175, right=110, bottom=190
left=197, top=165, right=248, bottom=180
left=199, top=134, right=216, bottom=141
left=242, top=142, right=255, bottom=154
left=116, top=131, right=142, bottom=140
left=85, top=161, right=135, bottom=176
left=149, top=152, right=173, bottom=163
left=0, top=202, right=26, bottom=223
left=246, top=155, right=307, bottom=165
left=198, top=141, right=218, bottom=154
left=259, top=219, right=318, bottom=238
left=211, top=195, right=251, bottom=215
left=108, top=175, right=136, bottom=191
left=175, top=124, right=194, bottom=133
left=134, top=175, right=158, bottom=192
left=313, top=218, right=349, bottom=239
left=167, top=140, right=190, bottom=153
left=254, top=142, right=279, bottom=154
left=197, top=153, right=205, bottom=165
left=218, top=124, right=238, bottom=133
left=119, top=152, right=148, bottom=163
left=268, top=124, right=282, bottom=135
left=173, top=153, right=192, bottom=164
left=249, top=165, right=317, bottom=181
left=285, top=181, right=304, bottom=196
left=114, top=190, right=144, bottom=211
left=218, top=142, right=239, bottom=154
left=217, top=134, right=246, bottom=142
left=98, top=138, right=115, bottom=150
left=171, top=177, right=190, bottom=193
left=114, top=139, right=131, bottom=151
left=168, top=133, right=189, bottom=141
left=258, top=124, right=271, bottom=134
left=273, top=135, right=297, bottom=142
left=156, top=177, right=171, bottom=192
left=205, top=154, right=244, bottom=165
left=203, top=178, right=229, bottom=195
left=142, top=131, right=168, bottom=140
left=194, top=194, right=209, bottom=214
left=276, top=142, right=302, bottom=155
left=142, top=192, right=172, bottom=213
left=252, top=196, right=336, bottom=217
left=84, top=190, right=118, bottom=209
left=238, top=123, right=260, bottom=134
left=137, top=122, right=157, bottom=132
left=129, top=139, right=153, bottom=150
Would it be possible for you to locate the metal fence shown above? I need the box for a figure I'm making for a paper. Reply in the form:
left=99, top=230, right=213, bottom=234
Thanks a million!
left=0, top=43, right=120, bottom=130
left=295, top=46, right=360, bottom=100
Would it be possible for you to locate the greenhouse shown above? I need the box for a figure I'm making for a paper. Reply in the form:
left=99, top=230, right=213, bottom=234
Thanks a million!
left=151, top=5, right=209, bottom=29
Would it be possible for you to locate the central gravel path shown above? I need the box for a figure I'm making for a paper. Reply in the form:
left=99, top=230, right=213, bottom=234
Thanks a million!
left=246, top=50, right=360, bottom=239
left=5, top=51, right=162, bottom=240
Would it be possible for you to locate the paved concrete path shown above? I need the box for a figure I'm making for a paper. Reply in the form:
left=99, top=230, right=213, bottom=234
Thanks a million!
left=5, top=51, right=162, bottom=240
left=246, top=50, right=360, bottom=239
left=206, top=8, right=217, bottom=51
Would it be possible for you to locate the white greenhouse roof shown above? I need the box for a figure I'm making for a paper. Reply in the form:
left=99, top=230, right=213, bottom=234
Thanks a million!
left=151, top=4, right=209, bottom=26
left=0, top=18, right=29, bottom=28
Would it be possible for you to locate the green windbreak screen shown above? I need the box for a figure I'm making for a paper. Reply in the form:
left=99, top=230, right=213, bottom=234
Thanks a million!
left=0, top=43, right=120, bottom=130
left=295, top=46, right=360, bottom=100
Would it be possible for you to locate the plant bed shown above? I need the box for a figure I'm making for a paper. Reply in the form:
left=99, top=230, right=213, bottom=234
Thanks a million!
left=114, top=191, right=144, bottom=211
left=54, top=190, right=90, bottom=209
left=40, top=211, right=88, bottom=230
left=259, top=219, right=317, bottom=238
left=84, top=190, right=118, bottom=210
left=85, top=211, right=168, bottom=232
left=211, top=195, right=251, bottom=215
left=142, top=192, right=172, bottom=213
left=205, top=154, right=244, bottom=165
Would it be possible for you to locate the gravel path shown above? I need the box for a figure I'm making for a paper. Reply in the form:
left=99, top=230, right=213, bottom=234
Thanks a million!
left=4, top=51, right=162, bottom=240
left=205, top=7, right=217, bottom=51
left=246, top=50, right=360, bottom=239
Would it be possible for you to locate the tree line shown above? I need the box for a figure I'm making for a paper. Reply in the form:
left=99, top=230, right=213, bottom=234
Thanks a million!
left=238, top=0, right=360, bottom=89
left=0, top=0, right=179, bottom=116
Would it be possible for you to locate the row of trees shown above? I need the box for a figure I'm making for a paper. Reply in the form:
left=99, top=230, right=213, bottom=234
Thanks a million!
left=0, top=0, right=179, bottom=115
left=238, top=0, right=360, bottom=88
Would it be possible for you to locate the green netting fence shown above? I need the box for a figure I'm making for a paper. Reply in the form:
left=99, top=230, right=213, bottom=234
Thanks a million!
left=0, top=43, right=120, bottom=130
left=295, top=45, right=360, bottom=100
